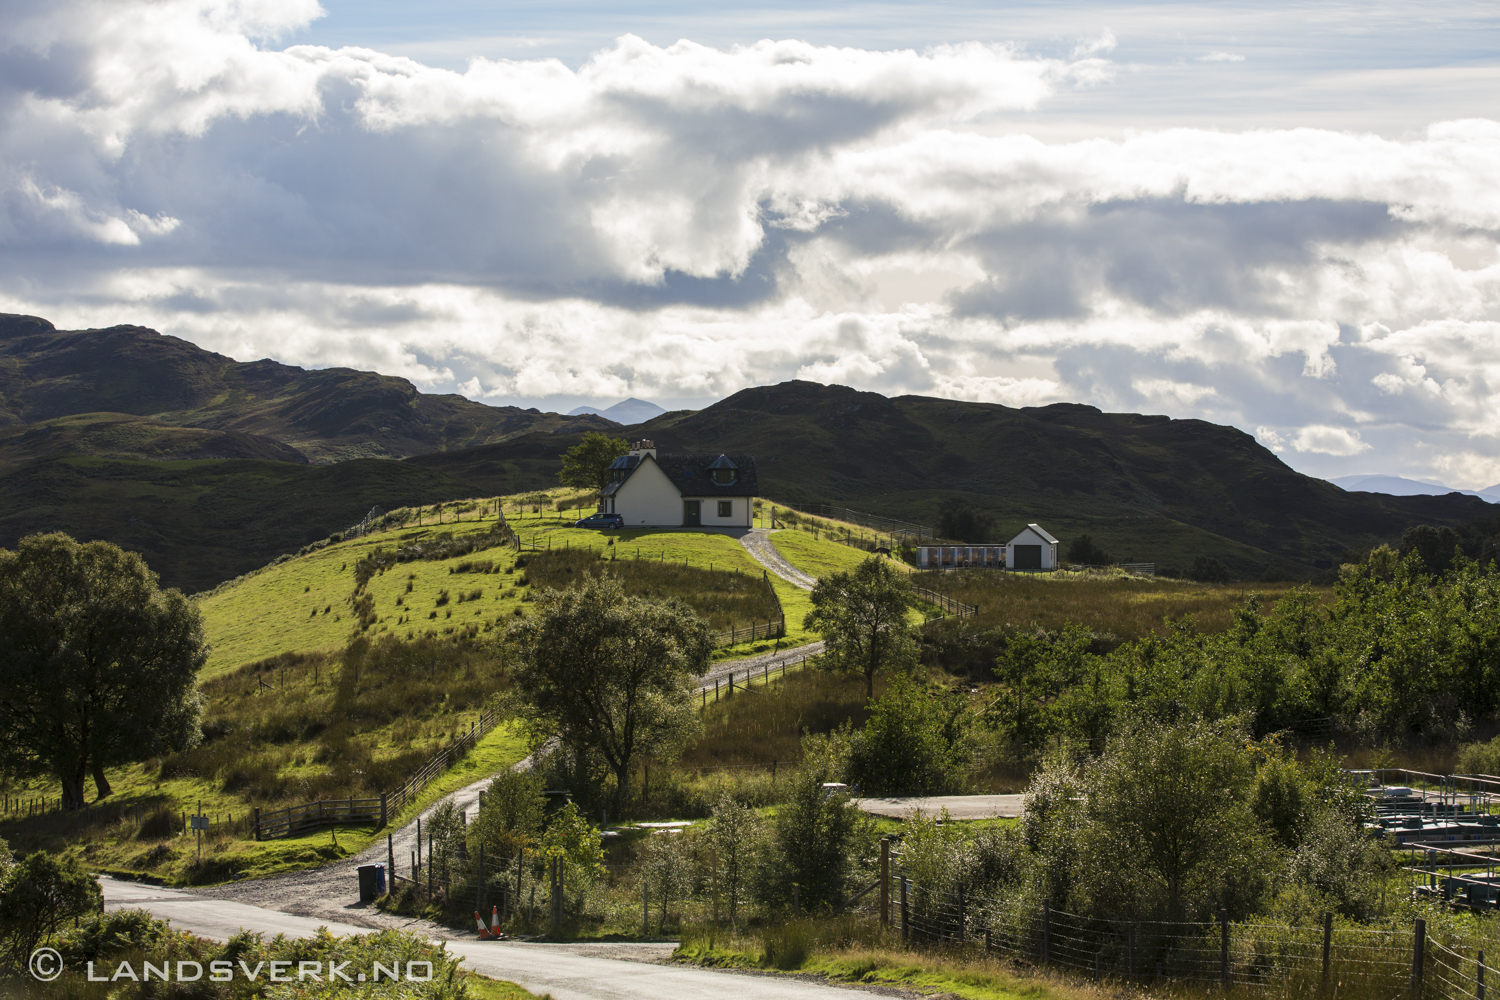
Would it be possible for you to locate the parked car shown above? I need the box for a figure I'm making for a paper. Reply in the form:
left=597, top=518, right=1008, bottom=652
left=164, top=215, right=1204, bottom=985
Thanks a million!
left=575, top=512, right=624, bottom=530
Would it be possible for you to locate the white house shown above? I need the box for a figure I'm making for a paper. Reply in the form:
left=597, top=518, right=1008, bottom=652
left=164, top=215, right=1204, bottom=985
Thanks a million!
left=600, top=440, right=758, bottom=528
left=1006, top=523, right=1058, bottom=570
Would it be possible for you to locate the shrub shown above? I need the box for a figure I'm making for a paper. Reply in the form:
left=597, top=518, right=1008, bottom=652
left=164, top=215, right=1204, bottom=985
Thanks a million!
left=1189, top=555, right=1231, bottom=583
left=0, top=850, right=100, bottom=973
left=845, top=673, right=971, bottom=795
left=757, top=750, right=872, bottom=912
left=1457, top=734, right=1500, bottom=776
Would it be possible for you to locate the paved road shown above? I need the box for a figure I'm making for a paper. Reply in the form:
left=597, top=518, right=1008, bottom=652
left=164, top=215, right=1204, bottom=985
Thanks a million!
left=102, top=879, right=874, bottom=1000
left=854, top=794, right=1026, bottom=821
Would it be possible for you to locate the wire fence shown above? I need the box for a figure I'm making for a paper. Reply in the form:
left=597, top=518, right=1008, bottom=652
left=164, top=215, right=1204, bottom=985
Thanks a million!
left=885, top=864, right=1492, bottom=998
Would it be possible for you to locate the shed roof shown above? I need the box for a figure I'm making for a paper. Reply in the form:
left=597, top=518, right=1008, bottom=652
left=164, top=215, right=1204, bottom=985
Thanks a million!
left=1010, top=523, right=1058, bottom=545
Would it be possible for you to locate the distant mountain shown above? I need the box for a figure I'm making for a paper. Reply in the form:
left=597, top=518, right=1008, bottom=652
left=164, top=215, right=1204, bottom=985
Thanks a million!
left=1, top=318, right=1491, bottom=590
left=1332, top=474, right=1500, bottom=503
left=0, top=314, right=617, bottom=463
left=566, top=397, right=669, bottom=425
left=415, top=380, right=1492, bottom=579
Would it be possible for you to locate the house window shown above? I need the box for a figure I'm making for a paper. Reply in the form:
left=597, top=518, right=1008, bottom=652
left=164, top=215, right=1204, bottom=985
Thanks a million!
left=718, top=501, right=733, bottom=518
left=711, top=468, right=737, bottom=485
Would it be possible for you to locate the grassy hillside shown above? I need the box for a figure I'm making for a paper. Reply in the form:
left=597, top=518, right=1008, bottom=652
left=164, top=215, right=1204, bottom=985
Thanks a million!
left=0, top=638, right=528, bottom=885
left=199, top=492, right=838, bottom=678
left=0, top=455, right=520, bottom=593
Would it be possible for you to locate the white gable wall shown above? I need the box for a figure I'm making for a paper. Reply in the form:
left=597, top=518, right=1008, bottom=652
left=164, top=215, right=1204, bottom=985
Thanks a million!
left=611, top=459, right=684, bottom=527
left=1005, top=526, right=1058, bottom=570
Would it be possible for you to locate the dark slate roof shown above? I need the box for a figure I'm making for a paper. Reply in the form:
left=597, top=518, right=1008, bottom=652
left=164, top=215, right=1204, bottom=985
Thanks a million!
left=601, top=453, right=758, bottom=498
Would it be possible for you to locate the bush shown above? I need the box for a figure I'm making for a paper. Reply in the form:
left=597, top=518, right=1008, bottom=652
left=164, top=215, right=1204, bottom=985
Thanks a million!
left=757, top=752, right=872, bottom=912
left=845, top=674, right=970, bottom=795
left=1189, top=555, right=1231, bottom=583
left=1067, top=533, right=1112, bottom=565
left=1457, top=734, right=1500, bottom=776
left=0, top=850, right=101, bottom=974
left=760, top=920, right=814, bottom=969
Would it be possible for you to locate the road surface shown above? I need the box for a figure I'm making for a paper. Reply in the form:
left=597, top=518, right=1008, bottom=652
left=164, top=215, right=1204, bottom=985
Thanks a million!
left=854, top=794, right=1026, bottom=821
left=102, top=879, right=887, bottom=1000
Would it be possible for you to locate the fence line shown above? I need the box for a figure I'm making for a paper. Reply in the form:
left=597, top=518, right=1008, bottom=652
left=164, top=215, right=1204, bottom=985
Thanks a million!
left=886, top=863, right=1489, bottom=998
left=911, top=585, right=977, bottom=621
left=769, top=500, right=934, bottom=541
left=253, top=708, right=498, bottom=841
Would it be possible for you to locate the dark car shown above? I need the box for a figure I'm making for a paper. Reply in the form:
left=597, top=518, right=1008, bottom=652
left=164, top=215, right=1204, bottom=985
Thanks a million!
left=574, top=512, right=625, bottom=530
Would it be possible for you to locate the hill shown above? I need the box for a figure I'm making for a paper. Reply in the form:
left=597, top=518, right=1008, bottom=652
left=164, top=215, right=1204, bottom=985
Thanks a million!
left=415, top=381, right=1490, bottom=577
left=0, top=311, right=1488, bottom=585
left=0, top=314, right=614, bottom=462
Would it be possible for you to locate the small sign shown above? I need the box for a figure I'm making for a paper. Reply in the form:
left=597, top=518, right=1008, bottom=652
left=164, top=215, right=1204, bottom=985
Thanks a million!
left=190, top=816, right=209, bottom=831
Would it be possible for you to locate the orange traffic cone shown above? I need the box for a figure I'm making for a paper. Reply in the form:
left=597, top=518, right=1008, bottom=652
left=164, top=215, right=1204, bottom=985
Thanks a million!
left=473, top=912, right=492, bottom=940
left=490, top=905, right=502, bottom=938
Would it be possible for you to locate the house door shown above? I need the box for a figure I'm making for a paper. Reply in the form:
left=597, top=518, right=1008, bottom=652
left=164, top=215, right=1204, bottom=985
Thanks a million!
left=683, top=500, right=701, bottom=526
left=1012, top=544, right=1042, bottom=569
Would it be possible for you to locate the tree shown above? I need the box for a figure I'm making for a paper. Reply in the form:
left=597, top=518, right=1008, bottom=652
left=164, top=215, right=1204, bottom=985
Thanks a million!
left=758, top=758, right=869, bottom=912
left=1077, top=719, right=1273, bottom=921
left=1066, top=533, right=1111, bottom=566
left=510, top=576, right=711, bottom=811
left=804, top=556, right=916, bottom=699
left=938, top=498, right=996, bottom=543
left=1189, top=555, right=1231, bottom=583
left=0, top=850, right=101, bottom=973
left=559, top=432, right=629, bottom=496
left=470, top=769, right=547, bottom=860
left=845, top=674, right=971, bottom=795
left=0, top=534, right=205, bottom=808
left=708, top=791, right=763, bottom=925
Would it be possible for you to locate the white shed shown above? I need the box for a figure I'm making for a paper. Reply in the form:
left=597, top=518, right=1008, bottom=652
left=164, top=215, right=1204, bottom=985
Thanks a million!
left=599, top=440, right=757, bottom=529
left=1006, top=523, right=1058, bottom=570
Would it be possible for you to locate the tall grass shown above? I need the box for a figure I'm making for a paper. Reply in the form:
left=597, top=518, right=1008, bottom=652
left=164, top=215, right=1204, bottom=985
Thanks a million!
left=918, top=570, right=1331, bottom=640
left=679, top=666, right=874, bottom=770
left=523, top=549, right=782, bottom=633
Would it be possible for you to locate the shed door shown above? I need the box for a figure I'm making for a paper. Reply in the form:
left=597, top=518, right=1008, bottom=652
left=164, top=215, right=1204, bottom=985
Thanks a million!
left=683, top=500, right=701, bottom=526
left=1013, top=544, right=1042, bottom=569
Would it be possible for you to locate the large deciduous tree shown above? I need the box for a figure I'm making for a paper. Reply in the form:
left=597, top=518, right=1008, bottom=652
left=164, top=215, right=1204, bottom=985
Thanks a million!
left=0, top=533, right=205, bottom=808
left=510, top=576, right=711, bottom=810
left=804, top=556, right=915, bottom=699
left=559, top=432, right=629, bottom=496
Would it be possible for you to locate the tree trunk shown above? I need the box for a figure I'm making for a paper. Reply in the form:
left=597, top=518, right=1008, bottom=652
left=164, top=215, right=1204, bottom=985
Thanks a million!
left=60, top=769, right=87, bottom=811
left=92, top=762, right=112, bottom=800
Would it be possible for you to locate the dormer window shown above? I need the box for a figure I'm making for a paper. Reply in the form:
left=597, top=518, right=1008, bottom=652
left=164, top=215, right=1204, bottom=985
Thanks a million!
left=708, top=453, right=739, bottom=485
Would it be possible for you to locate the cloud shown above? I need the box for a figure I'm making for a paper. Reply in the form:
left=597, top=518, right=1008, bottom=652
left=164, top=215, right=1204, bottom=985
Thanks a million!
left=0, top=0, right=1497, bottom=489
left=1197, top=52, right=1246, bottom=63
left=1292, top=425, right=1370, bottom=456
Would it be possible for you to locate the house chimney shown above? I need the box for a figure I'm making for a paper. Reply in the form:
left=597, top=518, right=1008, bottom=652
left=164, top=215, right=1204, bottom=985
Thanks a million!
left=629, top=439, right=657, bottom=459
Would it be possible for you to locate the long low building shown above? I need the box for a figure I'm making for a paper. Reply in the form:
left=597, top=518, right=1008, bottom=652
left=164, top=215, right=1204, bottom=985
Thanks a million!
left=916, top=523, right=1060, bottom=570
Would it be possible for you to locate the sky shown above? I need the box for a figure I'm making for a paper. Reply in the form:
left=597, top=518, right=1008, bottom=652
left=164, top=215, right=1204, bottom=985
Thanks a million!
left=1, top=0, right=1497, bottom=486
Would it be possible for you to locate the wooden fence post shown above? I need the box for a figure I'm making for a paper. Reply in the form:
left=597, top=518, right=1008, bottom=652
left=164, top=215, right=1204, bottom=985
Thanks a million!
left=1322, top=911, right=1333, bottom=990
left=380, top=792, right=387, bottom=828
left=879, top=839, right=890, bottom=928
left=252, top=807, right=260, bottom=842
left=1220, top=910, right=1230, bottom=991
left=1410, top=918, right=1426, bottom=994
left=1041, top=900, right=1050, bottom=965
left=1478, top=949, right=1486, bottom=1000
left=901, top=877, right=909, bottom=944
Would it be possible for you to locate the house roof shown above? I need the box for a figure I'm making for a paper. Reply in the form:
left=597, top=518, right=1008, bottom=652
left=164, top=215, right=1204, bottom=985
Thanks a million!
left=1011, top=523, right=1059, bottom=545
left=602, top=452, right=758, bottom=498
